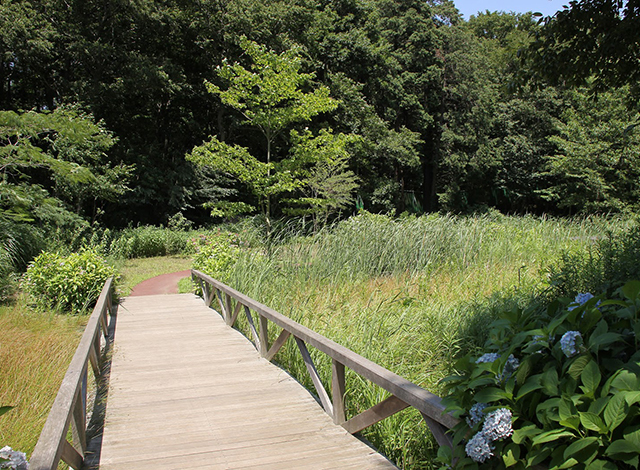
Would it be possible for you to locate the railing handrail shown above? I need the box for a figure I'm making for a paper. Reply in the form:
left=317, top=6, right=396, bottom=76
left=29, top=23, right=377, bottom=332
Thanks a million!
left=29, top=277, right=114, bottom=470
left=191, top=269, right=459, bottom=445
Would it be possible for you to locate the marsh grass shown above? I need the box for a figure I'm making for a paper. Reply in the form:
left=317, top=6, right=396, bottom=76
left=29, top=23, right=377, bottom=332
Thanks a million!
left=224, top=213, right=624, bottom=468
left=0, top=300, right=87, bottom=457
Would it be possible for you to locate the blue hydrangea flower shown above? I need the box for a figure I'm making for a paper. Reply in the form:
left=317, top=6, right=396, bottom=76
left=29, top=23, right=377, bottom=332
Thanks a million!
left=475, top=352, right=501, bottom=364
left=560, top=330, right=582, bottom=357
left=475, top=353, right=520, bottom=381
left=482, top=408, right=513, bottom=441
left=568, top=292, right=600, bottom=311
left=466, top=403, right=488, bottom=427
left=499, top=355, right=520, bottom=382
left=532, top=334, right=545, bottom=343
left=465, top=432, right=494, bottom=463
left=0, top=446, right=29, bottom=470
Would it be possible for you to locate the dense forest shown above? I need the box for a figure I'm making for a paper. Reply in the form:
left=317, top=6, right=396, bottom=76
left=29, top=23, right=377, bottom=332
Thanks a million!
left=1, top=0, right=639, bottom=231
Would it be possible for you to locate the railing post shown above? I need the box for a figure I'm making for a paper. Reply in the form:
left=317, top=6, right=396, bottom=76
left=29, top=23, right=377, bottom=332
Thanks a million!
left=332, top=359, right=346, bottom=424
left=259, top=315, right=269, bottom=357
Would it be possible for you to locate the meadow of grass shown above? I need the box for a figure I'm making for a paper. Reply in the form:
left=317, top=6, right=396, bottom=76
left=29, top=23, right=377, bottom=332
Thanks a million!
left=0, top=301, right=87, bottom=457
left=0, top=213, right=631, bottom=468
left=223, top=212, right=628, bottom=468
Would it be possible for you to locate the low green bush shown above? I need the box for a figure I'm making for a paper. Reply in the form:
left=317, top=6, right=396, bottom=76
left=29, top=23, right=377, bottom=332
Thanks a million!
left=548, top=220, right=640, bottom=297
left=22, top=248, right=116, bottom=314
left=191, top=232, right=241, bottom=283
left=439, top=281, right=640, bottom=470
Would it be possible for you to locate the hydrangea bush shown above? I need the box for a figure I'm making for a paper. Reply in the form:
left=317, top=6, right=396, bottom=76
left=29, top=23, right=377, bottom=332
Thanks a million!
left=439, top=282, right=640, bottom=469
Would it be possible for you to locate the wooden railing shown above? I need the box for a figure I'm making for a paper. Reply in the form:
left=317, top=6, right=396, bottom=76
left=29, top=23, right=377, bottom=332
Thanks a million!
left=29, top=278, right=115, bottom=470
left=191, top=269, right=459, bottom=448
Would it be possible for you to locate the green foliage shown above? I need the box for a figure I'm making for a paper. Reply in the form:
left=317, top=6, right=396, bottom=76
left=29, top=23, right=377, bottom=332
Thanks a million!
left=283, top=129, right=360, bottom=227
left=22, top=248, right=116, bottom=314
left=524, top=0, right=640, bottom=101
left=0, top=106, right=131, bottom=225
left=191, top=232, right=241, bottom=283
left=439, top=282, right=640, bottom=469
left=208, top=36, right=338, bottom=145
left=188, top=36, right=360, bottom=228
left=66, top=225, right=192, bottom=259
left=539, top=88, right=640, bottom=214
left=549, top=220, right=640, bottom=296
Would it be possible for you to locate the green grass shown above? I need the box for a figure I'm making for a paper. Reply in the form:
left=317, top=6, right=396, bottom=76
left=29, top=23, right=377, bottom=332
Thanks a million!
left=222, top=213, right=626, bottom=468
left=0, top=300, right=87, bottom=457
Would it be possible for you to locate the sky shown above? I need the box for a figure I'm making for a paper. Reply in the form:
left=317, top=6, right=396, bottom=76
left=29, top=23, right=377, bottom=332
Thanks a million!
left=454, top=0, right=569, bottom=19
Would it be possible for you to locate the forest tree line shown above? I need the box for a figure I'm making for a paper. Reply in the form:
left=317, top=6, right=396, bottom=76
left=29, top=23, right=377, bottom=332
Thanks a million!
left=1, top=0, right=639, bottom=230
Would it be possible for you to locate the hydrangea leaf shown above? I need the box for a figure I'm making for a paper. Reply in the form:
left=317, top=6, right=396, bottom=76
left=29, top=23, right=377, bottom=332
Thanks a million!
left=604, top=394, right=629, bottom=431
left=502, top=443, right=520, bottom=467
left=512, top=424, right=542, bottom=444
left=610, top=370, right=640, bottom=391
left=515, top=376, right=543, bottom=400
left=624, top=426, right=640, bottom=447
left=474, top=387, right=511, bottom=403
left=621, top=280, right=640, bottom=302
left=531, top=429, right=576, bottom=445
left=563, top=437, right=599, bottom=464
left=579, top=412, right=608, bottom=434
left=605, top=439, right=639, bottom=459
left=581, top=360, right=602, bottom=396
left=586, top=459, right=619, bottom=470
left=568, top=355, right=591, bottom=380
left=588, top=332, right=622, bottom=353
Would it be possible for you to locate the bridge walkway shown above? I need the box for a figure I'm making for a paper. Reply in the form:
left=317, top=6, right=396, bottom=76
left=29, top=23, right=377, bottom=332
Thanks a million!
left=98, top=293, right=397, bottom=470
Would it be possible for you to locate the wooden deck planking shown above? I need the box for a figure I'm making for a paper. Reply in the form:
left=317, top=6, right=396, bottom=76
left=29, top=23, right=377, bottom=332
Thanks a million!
left=98, top=294, right=397, bottom=469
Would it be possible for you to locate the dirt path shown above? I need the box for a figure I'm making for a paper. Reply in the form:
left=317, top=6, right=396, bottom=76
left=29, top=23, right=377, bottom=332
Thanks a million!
left=129, top=270, right=191, bottom=296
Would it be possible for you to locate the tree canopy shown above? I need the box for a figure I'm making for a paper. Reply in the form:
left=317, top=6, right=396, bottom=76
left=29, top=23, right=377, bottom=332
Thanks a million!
left=1, top=0, right=639, bottom=226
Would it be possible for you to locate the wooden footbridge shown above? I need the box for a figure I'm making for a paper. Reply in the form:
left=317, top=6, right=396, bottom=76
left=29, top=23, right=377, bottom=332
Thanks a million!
left=29, top=271, right=459, bottom=469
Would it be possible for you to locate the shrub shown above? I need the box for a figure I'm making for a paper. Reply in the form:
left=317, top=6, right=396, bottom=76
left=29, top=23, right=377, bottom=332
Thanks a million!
left=439, top=281, right=640, bottom=469
left=191, top=232, right=240, bottom=283
left=22, top=248, right=116, bottom=314
left=548, top=220, right=640, bottom=297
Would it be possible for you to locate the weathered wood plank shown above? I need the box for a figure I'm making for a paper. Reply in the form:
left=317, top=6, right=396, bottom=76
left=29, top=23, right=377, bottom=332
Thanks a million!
left=265, top=328, right=291, bottom=361
left=244, top=305, right=261, bottom=350
left=29, top=278, right=113, bottom=470
left=332, top=359, right=346, bottom=424
left=259, top=314, right=269, bottom=357
left=230, top=300, right=243, bottom=326
left=343, top=395, right=409, bottom=434
left=295, top=337, right=333, bottom=416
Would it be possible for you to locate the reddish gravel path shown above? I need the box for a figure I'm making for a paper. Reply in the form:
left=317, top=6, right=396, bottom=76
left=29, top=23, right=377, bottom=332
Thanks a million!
left=129, top=270, right=191, bottom=296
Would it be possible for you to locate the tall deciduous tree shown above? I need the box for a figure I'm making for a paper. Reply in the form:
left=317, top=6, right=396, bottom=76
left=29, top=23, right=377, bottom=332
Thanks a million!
left=187, top=38, right=353, bottom=232
left=540, top=87, right=640, bottom=213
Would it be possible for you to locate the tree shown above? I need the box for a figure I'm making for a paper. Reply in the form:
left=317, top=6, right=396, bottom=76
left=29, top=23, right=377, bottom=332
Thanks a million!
left=187, top=37, right=344, bottom=231
left=283, top=129, right=360, bottom=230
left=523, top=0, right=640, bottom=101
left=539, top=87, right=640, bottom=213
left=0, top=107, right=130, bottom=224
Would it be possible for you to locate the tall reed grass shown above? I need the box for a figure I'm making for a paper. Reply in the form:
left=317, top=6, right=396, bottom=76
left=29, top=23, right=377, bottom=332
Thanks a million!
left=223, top=212, right=625, bottom=468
